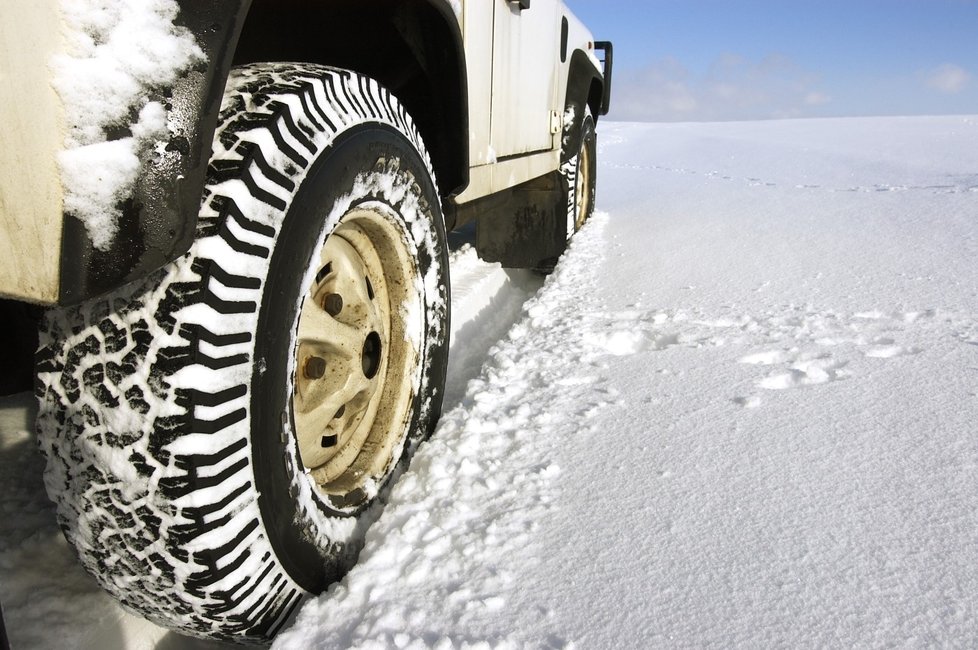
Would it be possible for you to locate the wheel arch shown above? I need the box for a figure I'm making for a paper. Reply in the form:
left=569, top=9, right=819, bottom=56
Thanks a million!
left=561, top=49, right=604, bottom=162
left=232, top=0, right=468, bottom=198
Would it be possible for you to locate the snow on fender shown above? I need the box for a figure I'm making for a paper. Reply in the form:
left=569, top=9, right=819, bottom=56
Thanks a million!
left=35, top=63, right=450, bottom=643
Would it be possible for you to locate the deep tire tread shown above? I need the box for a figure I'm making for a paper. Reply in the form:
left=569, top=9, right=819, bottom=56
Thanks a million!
left=37, top=63, right=442, bottom=643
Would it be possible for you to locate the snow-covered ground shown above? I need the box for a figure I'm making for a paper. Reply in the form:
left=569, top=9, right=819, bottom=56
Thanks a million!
left=3, top=115, right=977, bottom=648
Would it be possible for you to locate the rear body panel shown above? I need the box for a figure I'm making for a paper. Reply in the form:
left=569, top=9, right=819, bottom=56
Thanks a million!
left=0, top=1, right=65, bottom=304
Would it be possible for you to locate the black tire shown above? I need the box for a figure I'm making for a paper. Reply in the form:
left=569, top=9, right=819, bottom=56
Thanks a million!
left=35, top=63, right=449, bottom=643
left=562, top=108, right=597, bottom=237
left=0, top=599, right=9, bottom=650
left=0, top=299, right=41, bottom=396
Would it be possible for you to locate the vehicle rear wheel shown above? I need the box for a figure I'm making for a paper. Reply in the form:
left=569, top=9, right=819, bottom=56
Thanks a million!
left=563, top=108, right=597, bottom=236
left=35, top=63, right=449, bottom=643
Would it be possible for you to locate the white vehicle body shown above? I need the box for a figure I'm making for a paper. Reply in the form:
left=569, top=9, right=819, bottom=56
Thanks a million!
left=461, top=1, right=600, bottom=201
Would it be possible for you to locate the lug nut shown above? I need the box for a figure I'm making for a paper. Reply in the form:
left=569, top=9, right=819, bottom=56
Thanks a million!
left=323, top=293, right=343, bottom=316
left=304, top=356, right=327, bottom=379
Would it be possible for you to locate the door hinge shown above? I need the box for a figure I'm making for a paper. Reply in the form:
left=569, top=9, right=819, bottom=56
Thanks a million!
left=550, top=110, right=561, bottom=135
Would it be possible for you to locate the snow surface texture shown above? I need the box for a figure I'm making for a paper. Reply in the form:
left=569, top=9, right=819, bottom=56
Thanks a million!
left=53, top=0, right=203, bottom=250
left=278, top=115, right=978, bottom=648
left=2, top=115, right=977, bottom=647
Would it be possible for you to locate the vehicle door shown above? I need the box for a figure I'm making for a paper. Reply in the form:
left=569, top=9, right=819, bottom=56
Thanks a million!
left=489, top=0, right=560, bottom=159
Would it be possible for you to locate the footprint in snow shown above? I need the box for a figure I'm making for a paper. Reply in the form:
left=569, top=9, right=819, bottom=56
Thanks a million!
left=591, top=330, right=681, bottom=355
left=758, top=357, right=850, bottom=390
left=738, top=350, right=793, bottom=366
left=733, top=395, right=762, bottom=408
left=864, top=345, right=922, bottom=359
left=587, top=308, right=945, bottom=399
left=738, top=347, right=850, bottom=391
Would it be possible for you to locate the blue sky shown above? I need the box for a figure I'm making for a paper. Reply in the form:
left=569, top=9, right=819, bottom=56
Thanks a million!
left=565, top=0, right=978, bottom=121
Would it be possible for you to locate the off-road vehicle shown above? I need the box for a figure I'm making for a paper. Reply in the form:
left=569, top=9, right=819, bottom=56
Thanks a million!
left=0, top=0, right=612, bottom=642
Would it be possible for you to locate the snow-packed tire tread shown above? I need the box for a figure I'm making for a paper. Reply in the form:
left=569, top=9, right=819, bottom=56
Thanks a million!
left=36, top=63, right=437, bottom=643
left=561, top=107, right=596, bottom=238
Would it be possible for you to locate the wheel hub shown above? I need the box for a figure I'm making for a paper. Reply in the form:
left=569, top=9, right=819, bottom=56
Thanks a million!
left=575, top=142, right=591, bottom=230
left=292, top=207, right=419, bottom=500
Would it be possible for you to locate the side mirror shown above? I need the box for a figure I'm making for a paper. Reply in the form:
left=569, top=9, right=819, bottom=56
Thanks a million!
left=507, top=0, right=531, bottom=10
left=594, top=41, right=614, bottom=115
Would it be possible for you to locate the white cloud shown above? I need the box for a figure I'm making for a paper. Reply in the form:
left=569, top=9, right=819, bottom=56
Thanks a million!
left=926, top=64, right=971, bottom=94
left=609, top=53, right=831, bottom=122
left=804, top=91, right=832, bottom=106
left=610, top=57, right=698, bottom=121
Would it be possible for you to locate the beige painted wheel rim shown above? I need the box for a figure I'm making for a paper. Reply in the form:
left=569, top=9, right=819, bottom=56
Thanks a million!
left=575, top=141, right=592, bottom=230
left=293, top=207, right=418, bottom=499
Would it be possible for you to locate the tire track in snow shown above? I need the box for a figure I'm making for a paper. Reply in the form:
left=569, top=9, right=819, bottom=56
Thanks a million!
left=443, top=245, right=545, bottom=412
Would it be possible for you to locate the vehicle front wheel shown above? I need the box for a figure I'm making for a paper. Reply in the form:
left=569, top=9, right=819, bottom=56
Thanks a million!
left=35, top=63, right=449, bottom=643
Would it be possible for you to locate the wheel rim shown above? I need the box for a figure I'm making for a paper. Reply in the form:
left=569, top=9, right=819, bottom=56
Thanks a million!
left=292, top=207, right=419, bottom=500
left=575, top=139, right=592, bottom=230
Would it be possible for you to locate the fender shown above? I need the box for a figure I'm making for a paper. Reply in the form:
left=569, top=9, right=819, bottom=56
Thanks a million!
left=58, top=0, right=468, bottom=305
left=58, top=1, right=250, bottom=304
left=561, top=48, right=605, bottom=164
